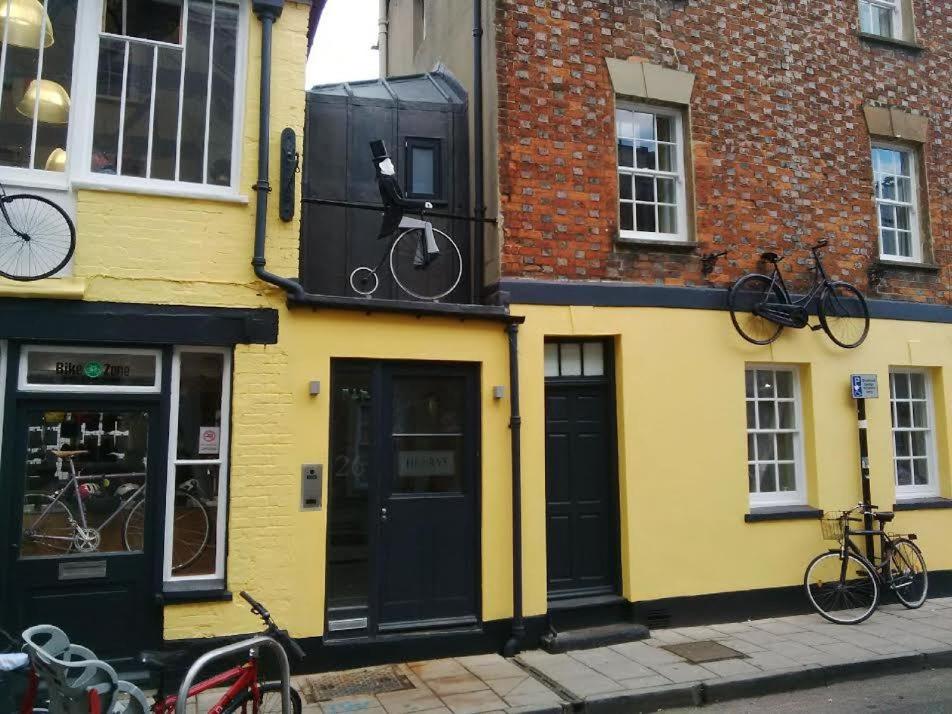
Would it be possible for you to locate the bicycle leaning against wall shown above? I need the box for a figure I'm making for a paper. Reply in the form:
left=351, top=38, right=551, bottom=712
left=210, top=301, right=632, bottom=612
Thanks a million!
left=804, top=504, right=928, bottom=624
left=0, top=182, right=76, bottom=281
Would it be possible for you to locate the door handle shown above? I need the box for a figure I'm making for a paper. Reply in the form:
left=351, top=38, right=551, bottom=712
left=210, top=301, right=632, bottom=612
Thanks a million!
left=380, top=507, right=388, bottom=523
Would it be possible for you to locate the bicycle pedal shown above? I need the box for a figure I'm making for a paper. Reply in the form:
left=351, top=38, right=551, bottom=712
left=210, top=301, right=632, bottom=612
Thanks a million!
left=809, top=323, right=823, bottom=331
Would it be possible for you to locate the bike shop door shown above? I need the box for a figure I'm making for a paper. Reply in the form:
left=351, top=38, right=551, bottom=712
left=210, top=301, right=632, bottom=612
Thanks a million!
left=326, top=361, right=480, bottom=637
left=544, top=340, right=621, bottom=601
left=3, top=396, right=163, bottom=664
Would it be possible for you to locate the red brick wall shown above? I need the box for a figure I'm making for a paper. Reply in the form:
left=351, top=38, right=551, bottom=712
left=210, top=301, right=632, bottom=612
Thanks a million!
left=494, top=0, right=951, bottom=301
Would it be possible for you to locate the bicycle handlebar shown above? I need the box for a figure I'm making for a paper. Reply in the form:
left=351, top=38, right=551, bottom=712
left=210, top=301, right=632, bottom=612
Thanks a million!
left=239, top=591, right=305, bottom=661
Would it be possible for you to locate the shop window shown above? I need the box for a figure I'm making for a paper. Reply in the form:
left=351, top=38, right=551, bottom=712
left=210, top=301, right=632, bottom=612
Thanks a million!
left=616, top=103, right=688, bottom=242
left=745, top=366, right=806, bottom=508
left=544, top=341, right=605, bottom=378
left=890, top=369, right=938, bottom=499
left=164, top=346, right=231, bottom=586
left=405, top=137, right=441, bottom=200
left=872, top=144, right=922, bottom=262
left=18, top=345, right=161, bottom=393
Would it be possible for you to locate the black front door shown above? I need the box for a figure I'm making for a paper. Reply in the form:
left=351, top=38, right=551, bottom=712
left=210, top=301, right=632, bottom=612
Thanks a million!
left=545, top=340, right=620, bottom=600
left=326, top=362, right=479, bottom=637
left=4, top=402, right=162, bottom=662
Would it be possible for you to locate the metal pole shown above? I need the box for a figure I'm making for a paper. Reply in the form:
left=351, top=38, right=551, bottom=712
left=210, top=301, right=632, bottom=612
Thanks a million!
left=503, top=323, right=524, bottom=657
left=856, top=398, right=875, bottom=562
left=175, top=636, right=291, bottom=714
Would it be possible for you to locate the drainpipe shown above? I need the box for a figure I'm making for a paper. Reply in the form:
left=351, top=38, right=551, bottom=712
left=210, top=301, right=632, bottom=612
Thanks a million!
left=378, top=0, right=389, bottom=78
left=503, top=323, right=524, bottom=657
left=472, top=0, right=485, bottom=302
left=251, top=0, right=305, bottom=298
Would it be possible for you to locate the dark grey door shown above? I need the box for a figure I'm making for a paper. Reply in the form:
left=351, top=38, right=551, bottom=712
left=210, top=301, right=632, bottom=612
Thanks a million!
left=4, top=402, right=162, bottom=663
left=545, top=342, right=620, bottom=600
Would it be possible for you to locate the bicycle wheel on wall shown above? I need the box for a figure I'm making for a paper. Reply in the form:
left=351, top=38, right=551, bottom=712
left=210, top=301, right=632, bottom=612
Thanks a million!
left=21, top=494, right=75, bottom=556
left=804, top=551, right=879, bottom=624
left=390, top=226, right=462, bottom=301
left=728, top=274, right=786, bottom=345
left=818, top=281, right=870, bottom=349
left=888, top=538, right=928, bottom=609
left=0, top=195, right=76, bottom=281
left=222, top=683, right=302, bottom=714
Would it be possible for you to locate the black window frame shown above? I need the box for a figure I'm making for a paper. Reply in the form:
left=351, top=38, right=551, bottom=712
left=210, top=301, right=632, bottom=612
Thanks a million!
left=404, top=137, right=443, bottom=201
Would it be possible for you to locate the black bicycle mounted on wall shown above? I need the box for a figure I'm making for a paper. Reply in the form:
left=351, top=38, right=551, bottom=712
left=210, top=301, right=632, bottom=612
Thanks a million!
left=0, top=183, right=76, bottom=282
left=728, top=240, right=871, bottom=349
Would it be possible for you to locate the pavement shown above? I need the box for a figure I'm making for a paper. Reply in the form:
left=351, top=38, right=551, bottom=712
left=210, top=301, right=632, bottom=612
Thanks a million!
left=288, top=596, right=952, bottom=714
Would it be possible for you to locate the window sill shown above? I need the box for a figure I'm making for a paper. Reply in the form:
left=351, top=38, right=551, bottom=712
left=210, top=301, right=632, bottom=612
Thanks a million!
left=616, top=237, right=698, bottom=252
left=894, top=497, right=952, bottom=511
left=745, top=505, right=822, bottom=523
left=72, top=177, right=249, bottom=205
left=856, top=31, right=924, bottom=51
left=159, top=587, right=233, bottom=605
left=0, top=277, right=86, bottom=300
left=872, top=259, right=940, bottom=273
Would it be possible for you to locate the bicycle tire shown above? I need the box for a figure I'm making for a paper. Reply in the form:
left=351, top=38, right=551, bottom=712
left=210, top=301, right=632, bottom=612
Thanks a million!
left=818, top=281, right=870, bottom=349
left=804, top=550, right=879, bottom=624
left=888, top=538, right=928, bottom=609
left=21, top=493, right=76, bottom=556
left=0, top=194, right=76, bottom=281
left=123, top=489, right=210, bottom=572
left=389, top=226, right=462, bottom=301
left=221, top=682, right=302, bottom=714
left=728, top=273, right=786, bottom=345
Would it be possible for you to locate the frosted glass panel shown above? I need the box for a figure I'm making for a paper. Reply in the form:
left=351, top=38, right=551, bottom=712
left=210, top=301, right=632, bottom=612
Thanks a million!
left=559, top=344, right=582, bottom=376
left=544, top=343, right=559, bottom=377
left=582, top=342, right=604, bottom=376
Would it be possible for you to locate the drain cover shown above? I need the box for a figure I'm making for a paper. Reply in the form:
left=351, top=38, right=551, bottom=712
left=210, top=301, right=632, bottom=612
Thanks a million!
left=660, top=640, right=745, bottom=663
left=300, top=665, right=414, bottom=703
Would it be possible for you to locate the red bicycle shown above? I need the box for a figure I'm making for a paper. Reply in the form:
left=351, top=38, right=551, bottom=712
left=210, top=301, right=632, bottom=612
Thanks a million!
left=145, top=592, right=304, bottom=713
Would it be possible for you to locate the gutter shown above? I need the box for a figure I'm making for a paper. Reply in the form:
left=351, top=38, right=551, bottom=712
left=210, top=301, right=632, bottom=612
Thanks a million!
left=472, top=0, right=486, bottom=301
left=378, top=0, right=389, bottom=77
left=251, top=0, right=305, bottom=299
left=503, top=322, right=525, bottom=656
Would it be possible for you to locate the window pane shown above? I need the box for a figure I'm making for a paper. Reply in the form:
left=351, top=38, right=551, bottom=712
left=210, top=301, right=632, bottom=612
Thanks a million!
left=658, top=205, right=677, bottom=234
left=615, top=108, right=633, bottom=139
left=619, top=203, right=633, bottom=231
left=896, top=459, right=912, bottom=486
left=635, top=141, right=655, bottom=170
left=747, top=433, right=756, bottom=460
left=410, top=146, right=435, bottom=196
left=175, top=352, right=225, bottom=460
left=897, top=232, right=912, bottom=257
left=150, top=47, right=182, bottom=180
left=119, top=43, right=155, bottom=178
left=582, top=342, right=604, bottom=376
left=748, top=464, right=756, bottom=493
left=635, top=203, right=655, bottom=232
left=912, top=401, right=927, bottom=428
left=897, top=177, right=912, bottom=202
left=895, top=431, right=910, bottom=457
left=881, top=229, right=896, bottom=256
left=912, top=458, right=929, bottom=486
left=618, top=173, right=632, bottom=200
left=879, top=204, right=895, bottom=229
left=756, top=370, right=775, bottom=398
left=657, top=178, right=676, bottom=204
left=170, top=463, right=218, bottom=576
left=21, top=409, right=150, bottom=558
left=394, top=434, right=462, bottom=493
left=656, top=116, right=673, bottom=142
left=896, top=206, right=911, bottom=230
left=25, top=349, right=158, bottom=388
left=909, top=372, right=926, bottom=399
left=893, top=372, right=909, bottom=398
left=756, top=433, right=775, bottom=461
left=658, top=143, right=675, bottom=172
left=633, top=112, right=654, bottom=141
left=746, top=401, right=756, bottom=429
left=206, top=0, right=238, bottom=186
left=104, top=0, right=184, bottom=44
left=634, top=176, right=654, bottom=202
left=745, top=370, right=754, bottom=399
left=0, top=39, right=40, bottom=168
left=92, top=37, right=124, bottom=174
left=775, top=371, right=793, bottom=398
left=778, top=463, right=796, bottom=492
left=880, top=175, right=896, bottom=200
left=617, top=140, right=633, bottom=168
left=393, top=377, right=465, bottom=433
left=178, top=0, right=213, bottom=183
left=777, top=433, right=794, bottom=461
left=559, top=343, right=582, bottom=377
left=757, top=401, right=776, bottom=429
left=895, top=401, right=911, bottom=428
left=910, top=430, right=927, bottom=457
left=544, top=343, right=559, bottom=377
left=758, top=463, right=777, bottom=493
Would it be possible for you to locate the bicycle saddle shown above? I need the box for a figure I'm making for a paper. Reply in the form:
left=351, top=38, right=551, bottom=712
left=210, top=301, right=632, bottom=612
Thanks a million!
left=873, top=511, right=895, bottom=523
left=760, top=252, right=782, bottom=263
left=52, top=450, right=89, bottom=458
left=139, top=649, right=189, bottom=671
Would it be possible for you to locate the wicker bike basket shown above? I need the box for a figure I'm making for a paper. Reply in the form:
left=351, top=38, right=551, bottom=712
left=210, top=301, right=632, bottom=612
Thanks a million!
left=820, top=512, right=849, bottom=541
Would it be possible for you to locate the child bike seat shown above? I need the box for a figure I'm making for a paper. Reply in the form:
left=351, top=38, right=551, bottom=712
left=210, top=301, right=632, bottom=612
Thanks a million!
left=140, top=649, right=189, bottom=670
left=874, top=511, right=895, bottom=523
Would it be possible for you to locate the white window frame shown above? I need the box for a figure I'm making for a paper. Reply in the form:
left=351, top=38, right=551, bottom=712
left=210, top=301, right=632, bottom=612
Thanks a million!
left=859, top=0, right=902, bottom=39
left=872, top=142, right=921, bottom=263
left=745, top=365, right=807, bottom=508
left=164, top=346, right=232, bottom=585
left=17, top=345, right=162, bottom=393
left=890, top=368, right=939, bottom=500
left=0, top=0, right=249, bottom=203
left=616, top=102, right=689, bottom=243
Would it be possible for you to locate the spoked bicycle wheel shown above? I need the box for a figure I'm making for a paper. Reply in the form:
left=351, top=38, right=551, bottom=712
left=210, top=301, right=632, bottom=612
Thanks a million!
left=21, top=493, right=76, bottom=556
left=124, top=489, right=209, bottom=571
left=222, top=683, right=303, bottom=714
left=804, top=551, right=880, bottom=624
left=390, top=226, right=462, bottom=301
left=728, top=274, right=786, bottom=345
left=888, top=538, right=928, bottom=608
left=0, top=195, right=76, bottom=281
left=818, top=281, right=870, bottom=348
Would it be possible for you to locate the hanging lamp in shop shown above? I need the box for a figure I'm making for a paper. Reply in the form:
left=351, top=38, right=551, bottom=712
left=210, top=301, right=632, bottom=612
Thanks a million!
left=0, top=0, right=54, bottom=49
left=16, top=78, right=70, bottom=124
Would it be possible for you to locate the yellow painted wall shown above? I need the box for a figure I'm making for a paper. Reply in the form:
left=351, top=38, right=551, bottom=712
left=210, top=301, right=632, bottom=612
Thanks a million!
left=514, top=304, right=952, bottom=617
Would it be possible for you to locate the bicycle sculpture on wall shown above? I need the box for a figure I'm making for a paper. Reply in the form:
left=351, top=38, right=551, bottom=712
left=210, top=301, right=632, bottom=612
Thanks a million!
left=728, top=240, right=871, bottom=349
left=0, top=182, right=76, bottom=281
left=348, top=140, right=463, bottom=301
